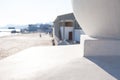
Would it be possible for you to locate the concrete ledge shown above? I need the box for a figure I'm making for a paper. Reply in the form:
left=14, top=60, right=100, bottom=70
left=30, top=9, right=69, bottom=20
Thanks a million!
left=81, top=35, right=120, bottom=57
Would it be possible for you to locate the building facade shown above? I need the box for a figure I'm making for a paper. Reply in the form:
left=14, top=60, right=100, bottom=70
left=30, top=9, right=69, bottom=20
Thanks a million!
left=54, top=13, right=84, bottom=43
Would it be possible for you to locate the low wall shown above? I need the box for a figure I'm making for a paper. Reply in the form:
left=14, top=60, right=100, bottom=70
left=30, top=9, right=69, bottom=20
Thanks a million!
left=81, top=35, right=120, bottom=57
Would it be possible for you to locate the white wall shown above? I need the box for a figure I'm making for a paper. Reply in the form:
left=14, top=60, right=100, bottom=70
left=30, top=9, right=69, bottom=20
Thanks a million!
left=81, top=35, right=120, bottom=56
left=60, top=27, right=64, bottom=40
left=74, top=30, right=85, bottom=42
left=74, top=29, right=80, bottom=42
left=60, top=27, right=74, bottom=40
left=65, top=27, right=74, bottom=40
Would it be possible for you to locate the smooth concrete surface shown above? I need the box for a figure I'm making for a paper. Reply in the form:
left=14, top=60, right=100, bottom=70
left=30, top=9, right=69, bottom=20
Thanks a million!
left=0, top=45, right=119, bottom=80
left=35, top=57, right=117, bottom=80
left=0, top=45, right=82, bottom=80
left=86, top=56, right=120, bottom=79
left=80, top=35, right=120, bottom=56
left=72, top=0, right=120, bottom=39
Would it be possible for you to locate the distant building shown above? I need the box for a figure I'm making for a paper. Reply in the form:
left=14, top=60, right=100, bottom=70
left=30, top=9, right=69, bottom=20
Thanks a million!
left=28, top=24, right=38, bottom=32
left=27, top=24, right=53, bottom=34
left=54, top=13, right=84, bottom=44
left=0, top=28, right=21, bottom=33
left=8, top=27, right=15, bottom=29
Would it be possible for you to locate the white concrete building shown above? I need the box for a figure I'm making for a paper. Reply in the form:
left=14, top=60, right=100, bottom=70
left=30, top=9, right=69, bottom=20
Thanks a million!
left=54, top=13, right=84, bottom=44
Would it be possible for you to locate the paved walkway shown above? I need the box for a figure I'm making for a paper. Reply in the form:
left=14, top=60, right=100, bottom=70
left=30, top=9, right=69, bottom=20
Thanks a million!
left=0, top=45, right=119, bottom=80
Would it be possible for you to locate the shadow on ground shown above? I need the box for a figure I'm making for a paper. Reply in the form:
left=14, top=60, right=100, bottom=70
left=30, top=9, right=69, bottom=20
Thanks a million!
left=86, top=56, right=120, bottom=79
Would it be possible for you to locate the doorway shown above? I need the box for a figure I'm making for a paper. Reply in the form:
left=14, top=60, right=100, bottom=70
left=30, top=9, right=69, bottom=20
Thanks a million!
left=69, top=32, right=73, bottom=40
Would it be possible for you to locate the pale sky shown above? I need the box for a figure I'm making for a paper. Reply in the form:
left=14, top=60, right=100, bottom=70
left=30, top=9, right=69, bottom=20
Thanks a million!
left=0, top=0, right=73, bottom=26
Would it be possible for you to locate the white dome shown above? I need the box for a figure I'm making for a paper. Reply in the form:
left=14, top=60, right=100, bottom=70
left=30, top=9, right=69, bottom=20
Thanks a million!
left=72, top=0, right=120, bottom=39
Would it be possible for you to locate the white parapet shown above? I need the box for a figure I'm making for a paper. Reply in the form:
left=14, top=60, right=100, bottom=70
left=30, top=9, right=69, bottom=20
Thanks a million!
left=81, top=35, right=120, bottom=57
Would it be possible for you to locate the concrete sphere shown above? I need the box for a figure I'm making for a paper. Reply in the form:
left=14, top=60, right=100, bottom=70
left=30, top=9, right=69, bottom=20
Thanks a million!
left=72, top=0, right=120, bottom=39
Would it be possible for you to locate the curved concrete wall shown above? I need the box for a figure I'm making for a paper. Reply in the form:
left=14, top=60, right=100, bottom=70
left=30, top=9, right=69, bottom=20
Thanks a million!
left=72, top=0, right=120, bottom=39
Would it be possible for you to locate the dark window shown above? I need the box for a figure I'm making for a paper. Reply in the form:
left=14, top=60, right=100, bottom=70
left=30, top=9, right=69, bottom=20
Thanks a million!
left=65, top=22, right=73, bottom=27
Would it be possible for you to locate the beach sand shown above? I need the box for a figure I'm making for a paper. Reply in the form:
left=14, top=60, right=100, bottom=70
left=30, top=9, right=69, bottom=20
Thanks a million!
left=0, top=33, right=53, bottom=59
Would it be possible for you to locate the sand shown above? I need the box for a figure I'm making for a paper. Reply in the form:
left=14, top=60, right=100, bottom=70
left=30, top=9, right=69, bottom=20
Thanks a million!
left=0, top=33, right=53, bottom=59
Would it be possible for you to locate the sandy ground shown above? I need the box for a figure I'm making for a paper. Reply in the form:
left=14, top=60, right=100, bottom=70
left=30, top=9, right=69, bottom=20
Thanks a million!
left=0, top=33, right=53, bottom=59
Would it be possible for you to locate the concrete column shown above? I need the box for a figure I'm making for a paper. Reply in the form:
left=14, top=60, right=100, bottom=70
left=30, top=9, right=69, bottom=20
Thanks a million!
left=73, top=19, right=76, bottom=42
left=63, top=22, right=65, bottom=41
left=72, top=0, right=120, bottom=56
